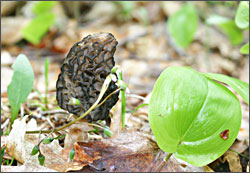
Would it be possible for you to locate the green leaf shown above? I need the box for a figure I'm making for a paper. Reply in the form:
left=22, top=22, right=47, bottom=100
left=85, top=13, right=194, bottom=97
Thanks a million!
left=167, top=3, right=198, bottom=48
left=149, top=67, right=241, bottom=166
left=7, top=54, right=34, bottom=124
left=32, top=1, right=56, bottom=15
left=119, top=1, right=134, bottom=17
left=31, top=145, right=39, bottom=155
left=69, top=147, right=75, bottom=161
left=42, top=137, right=54, bottom=144
left=104, top=127, right=113, bottom=137
left=219, top=20, right=244, bottom=45
left=38, top=153, right=45, bottom=166
left=131, top=103, right=149, bottom=114
left=240, top=42, right=249, bottom=54
left=235, top=1, right=249, bottom=29
left=21, top=12, right=55, bottom=45
left=203, top=73, right=249, bottom=105
left=54, top=134, right=66, bottom=140
left=1, top=146, right=5, bottom=165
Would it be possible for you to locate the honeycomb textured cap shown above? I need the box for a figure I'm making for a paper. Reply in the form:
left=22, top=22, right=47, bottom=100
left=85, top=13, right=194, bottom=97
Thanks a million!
left=56, top=32, right=119, bottom=122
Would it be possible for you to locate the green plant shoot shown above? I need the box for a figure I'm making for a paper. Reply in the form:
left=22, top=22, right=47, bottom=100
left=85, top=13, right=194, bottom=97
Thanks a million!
left=22, top=12, right=55, bottom=45
left=7, top=54, right=34, bottom=124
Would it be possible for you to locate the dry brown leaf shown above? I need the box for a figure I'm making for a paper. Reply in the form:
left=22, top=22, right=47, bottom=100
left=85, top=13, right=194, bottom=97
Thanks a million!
left=5, top=116, right=64, bottom=170
left=223, top=150, right=242, bottom=172
left=63, top=121, right=92, bottom=149
left=67, top=130, right=207, bottom=172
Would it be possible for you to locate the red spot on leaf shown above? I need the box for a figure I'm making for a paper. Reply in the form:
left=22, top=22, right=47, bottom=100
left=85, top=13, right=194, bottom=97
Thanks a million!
left=220, top=129, right=229, bottom=140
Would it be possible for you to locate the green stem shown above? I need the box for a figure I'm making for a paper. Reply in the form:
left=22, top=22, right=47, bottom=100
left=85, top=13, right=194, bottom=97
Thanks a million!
left=131, top=103, right=149, bottom=114
left=229, top=148, right=249, bottom=159
left=119, top=72, right=126, bottom=128
left=118, top=72, right=126, bottom=128
left=121, top=90, right=126, bottom=128
left=165, top=153, right=173, bottom=162
left=44, top=58, right=49, bottom=110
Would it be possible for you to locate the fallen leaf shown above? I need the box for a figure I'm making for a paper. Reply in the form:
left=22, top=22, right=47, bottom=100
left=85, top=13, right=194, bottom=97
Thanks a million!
left=5, top=116, right=65, bottom=171
left=63, top=120, right=92, bottom=149
left=223, top=150, right=242, bottom=172
left=72, top=131, right=206, bottom=172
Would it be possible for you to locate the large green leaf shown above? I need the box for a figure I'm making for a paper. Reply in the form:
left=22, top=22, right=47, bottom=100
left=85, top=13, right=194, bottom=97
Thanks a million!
left=203, top=73, right=249, bottom=105
left=21, top=12, right=55, bottom=45
left=7, top=54, right=34, bottom=124
left=167, top=3, right=198, bottom=48
left=149, top=67, right=241, bottom=166
left=235, top=1, right=249, bottom=29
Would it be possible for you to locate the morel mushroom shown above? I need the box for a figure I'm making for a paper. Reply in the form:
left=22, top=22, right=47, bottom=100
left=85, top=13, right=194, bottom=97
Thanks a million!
left=56, top=32, right=120, bottom=122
